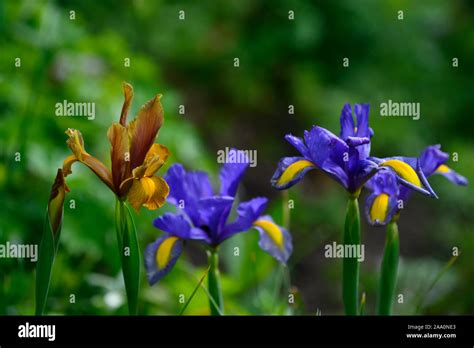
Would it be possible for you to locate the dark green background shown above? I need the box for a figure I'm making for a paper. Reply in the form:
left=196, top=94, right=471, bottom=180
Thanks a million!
left=0, top=0, right=473, bottom=315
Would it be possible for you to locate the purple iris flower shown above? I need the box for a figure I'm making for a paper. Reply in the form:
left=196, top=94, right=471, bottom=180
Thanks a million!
left=365, top=144, right=468, bottom=225
left=145, top=150, right=292, bottom=285
left=271, top=103, right=436, bottom=197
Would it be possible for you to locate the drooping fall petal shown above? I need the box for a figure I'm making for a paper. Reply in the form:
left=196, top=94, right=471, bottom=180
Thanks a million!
left=63, top=128, right=114, bottom=192
left=127, top=176, right=169, bottom=212
left=128, top=95, right=164, bottom=170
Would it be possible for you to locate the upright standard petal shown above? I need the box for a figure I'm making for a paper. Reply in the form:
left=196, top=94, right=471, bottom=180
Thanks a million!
left=63, top=129, right=114, bottom=192
left=271, top=156, right=316, bottom=190
left=164, top=164, right=214, bottom=225
left=165, top=164, right=213, bottom=203
left=354, top=104, right=372, bottom=138
left=219, top=149, right=249, bottom=197
left=119, top=82, right=134, bottom=126
left=128, top=94, right=164, bottom=170
left=253, top=216, right=292, bottom=264
left=339, top=104, right=372, bottom=159
left=144, top=235, right=183, bottom=285
left=107, top=123, right=130, bottom=194
left=339, top=103, right=355, bottom=140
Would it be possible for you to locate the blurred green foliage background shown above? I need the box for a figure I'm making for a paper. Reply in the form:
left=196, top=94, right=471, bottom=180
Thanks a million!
left=0, top=0, right=473, bottom=315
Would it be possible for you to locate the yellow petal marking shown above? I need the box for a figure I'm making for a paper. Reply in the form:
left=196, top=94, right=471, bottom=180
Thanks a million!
left=435, top=164, right=450, bottom=173
left=277, top=159, right=314, bottom=186
left=370, top=193, right=389, bottom=223
left=254, top=219, right=284, bottom=249
left=156, top=236, right=179, bottom=269
left=381, top=160, right=421, bottom=187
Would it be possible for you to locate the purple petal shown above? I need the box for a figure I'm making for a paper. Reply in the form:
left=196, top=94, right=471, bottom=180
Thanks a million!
left=339, top=103, right=355, bottom=139
left=420, top=145, right=449, bottom=177
left=285, top=134, right=310, bottom=158
left=270, top=156, right=316, bottom=190
left=153, top=213, right=192, bottom=239
left=365, top=170, right=399, bottom=196
left=354, top=104, right=371, bottom=138
left=372, top=157, right=437, bottom=198
left=144, top=235, right=183, bottom=285
left=197, top=196, right=234, bottom=243
left=219, top=148, right=249, bottom=197
left=165, top=164, right=213, bottom=225
left=152, top=213, right=212, bottom=244
left=349, top=156, right=379, bottom=192
left=364, top=192, right=398, bottom=226
left=346, top=136, right=371, bottom=147
left=421, top=145, right=468, bottom=185
left=253, top=215, right=292, bottom=264
left=435, top=167, right=469, bottom=186
left=220, top=197, right=268, bottom=241
left=305, top=126, right=348, bottom=168
left=320, top=158, right=350, bottom=189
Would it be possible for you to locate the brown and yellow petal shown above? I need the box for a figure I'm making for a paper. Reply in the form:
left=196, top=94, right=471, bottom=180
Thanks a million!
left=107, top=123, right=130, bottom=194
left=64, top=129, right=114, bottom=192
left=132, top=144, right=169, bottom=179
left=62, top=155, right=77, bottom=177
left=127, top=176, right=169, bottom=212
left=128, top=94, right=164, bottom=170
left=119, top=82, right=134, bottom=126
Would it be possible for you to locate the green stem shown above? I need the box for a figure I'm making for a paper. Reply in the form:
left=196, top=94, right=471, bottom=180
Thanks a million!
left=377, top=221, right=399, bottom=315
left=207, top=249, right=223, bottom=316
left=342, top=195, right=360, bottom=315
left=115, top=199, right=140, bottom=315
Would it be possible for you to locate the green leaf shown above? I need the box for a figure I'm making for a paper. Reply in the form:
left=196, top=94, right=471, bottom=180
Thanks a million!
left=35, top=211, right=59, bottom=315
left=377, top=221, right=400, bottom=315
left=115, top=200, right=140, bottom=315
left=178, top=265, right=211, bottom=316
left=414, top=253, right=459, bottom=314
left=342, top=196, right=360, bottom=315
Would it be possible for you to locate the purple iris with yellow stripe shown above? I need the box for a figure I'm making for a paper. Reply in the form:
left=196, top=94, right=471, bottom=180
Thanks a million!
left=271, top=103, right=436, bottom=197
left=365, top=144, right=468, bottom=225
left=145, top=151, right=292, bottom=285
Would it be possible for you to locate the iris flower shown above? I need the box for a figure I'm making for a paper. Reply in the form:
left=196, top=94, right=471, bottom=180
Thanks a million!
left=364, top=145, right=467, bottom=315
left=145, top=157, right=292, bottom=284
left=62, top=82, right=170, bottom=212
left=271, top=103, right=435, bottom=197
left=270, top=103, right=437, bottom=315
left=37, top=82, right=169, bottom=315
left=366, top=144, right=468, bottom=225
